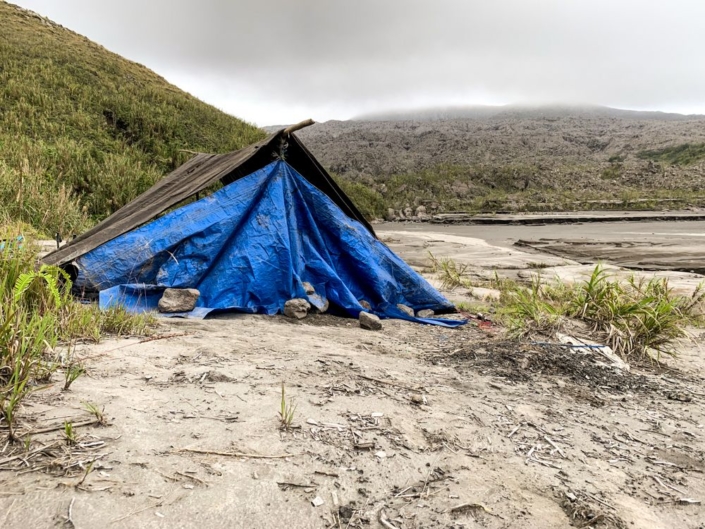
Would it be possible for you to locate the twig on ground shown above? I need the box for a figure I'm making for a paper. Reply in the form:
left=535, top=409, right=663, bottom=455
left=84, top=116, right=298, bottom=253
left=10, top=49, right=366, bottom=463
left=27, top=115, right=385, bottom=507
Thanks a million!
left=447, top=502, right=491, bottom=514
left=28, top=418, right=100, bottom=436
left=544, top=435, right=566, bottom=459
left=81, top=333, right=190, bottom=361
left=652, top=475, right=686, bottom=495
left=110, top=503, right=159, bottom=523
left=175, top=471, right=207, bottom=485
left=356, top=374, right=420, bottom=392
left=177, top=448, right=294, bottom=459
left=0, top=441, right=59, bottom=466
left=507, top=425, right=521, bottom=438
left=2, top=499, right=16, bottom=526
left=378, top=509, right=399, bottom=529
left=314, top=470, right=339, bottom=478
left=65, top=497, right=75, bottom=528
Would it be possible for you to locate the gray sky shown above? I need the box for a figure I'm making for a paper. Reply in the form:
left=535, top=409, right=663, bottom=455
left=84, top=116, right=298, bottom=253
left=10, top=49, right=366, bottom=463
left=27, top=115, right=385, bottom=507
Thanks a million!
left=13, top=0, right=705, bottom=125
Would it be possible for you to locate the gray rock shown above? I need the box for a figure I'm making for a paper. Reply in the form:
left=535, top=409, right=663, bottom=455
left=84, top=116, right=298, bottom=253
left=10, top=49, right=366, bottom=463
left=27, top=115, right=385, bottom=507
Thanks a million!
left=359, top=311, right=382, bottom=330
left=416, top=309, right=435, bottom=318
left=359, top=300, right=372, bottom=310
left=385, top=208, right=397, bottom=221
left=284, top=298, right=310, bottom=319
left=396, top=304, right=415, bottom=317
left=415, top=205, right=427, bottom=218
left=302, top=282, right=316, bottom=295
left=158, top=288, right=200, bottom=313
left=403, top=207, right=413, bottom=218
left=309, top=296, right=330, bottom=314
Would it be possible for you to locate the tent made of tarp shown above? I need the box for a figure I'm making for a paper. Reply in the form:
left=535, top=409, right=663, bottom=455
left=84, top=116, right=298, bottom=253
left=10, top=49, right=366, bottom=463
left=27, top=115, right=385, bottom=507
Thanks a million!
left=43, top=125, right=464, bottom=327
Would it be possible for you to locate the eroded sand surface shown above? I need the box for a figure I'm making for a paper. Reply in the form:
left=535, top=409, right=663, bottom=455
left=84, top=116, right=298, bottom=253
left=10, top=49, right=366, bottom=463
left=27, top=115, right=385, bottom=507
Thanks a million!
left=2, top=227, right=704, bottom=529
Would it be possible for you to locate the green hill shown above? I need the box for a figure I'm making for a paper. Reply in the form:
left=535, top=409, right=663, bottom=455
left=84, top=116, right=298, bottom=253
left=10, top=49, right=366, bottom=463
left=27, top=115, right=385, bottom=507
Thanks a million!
left=0, top=1, right=265, bottom=235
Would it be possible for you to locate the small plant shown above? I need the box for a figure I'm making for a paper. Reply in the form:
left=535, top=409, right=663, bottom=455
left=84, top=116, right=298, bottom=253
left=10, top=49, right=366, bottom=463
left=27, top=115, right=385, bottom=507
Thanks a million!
left=63, top=361, right=85, bottom=391
left=76, top=460, right=94, bottom=487
left=63, top=420, right=77, bottom=445
left=500, top=281, right=564, bottom=338
left=278, top=382, right=297, bottom=430
left=428, top=252, right=471, bottom=289
left=82, top=402, right=107, bottom=425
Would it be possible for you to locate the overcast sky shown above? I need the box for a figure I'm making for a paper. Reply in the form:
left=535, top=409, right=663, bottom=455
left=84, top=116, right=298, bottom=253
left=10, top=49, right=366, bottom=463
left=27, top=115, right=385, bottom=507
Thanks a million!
left=13, top=0, right=705, bottom=125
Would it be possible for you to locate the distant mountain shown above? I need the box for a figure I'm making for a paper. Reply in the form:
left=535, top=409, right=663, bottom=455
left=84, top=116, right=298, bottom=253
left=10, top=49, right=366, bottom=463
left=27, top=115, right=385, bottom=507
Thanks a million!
left=282, top=105, right=705, bottom=218
left=354, top=104, right=702, bottom=122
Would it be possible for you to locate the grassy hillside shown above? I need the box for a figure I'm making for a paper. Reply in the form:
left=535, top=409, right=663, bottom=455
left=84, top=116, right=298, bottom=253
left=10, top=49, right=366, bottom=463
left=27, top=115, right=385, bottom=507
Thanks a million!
left=0, top=1, right=265, bottom=234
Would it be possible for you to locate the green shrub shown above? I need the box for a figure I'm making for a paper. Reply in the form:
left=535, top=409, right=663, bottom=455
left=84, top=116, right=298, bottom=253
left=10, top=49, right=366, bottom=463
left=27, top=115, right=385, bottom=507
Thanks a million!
left=0, top=224, right=154, bottom=440
left=332, top=177, right=386, bottom=219
left=637, top=143, right=705, bottom=166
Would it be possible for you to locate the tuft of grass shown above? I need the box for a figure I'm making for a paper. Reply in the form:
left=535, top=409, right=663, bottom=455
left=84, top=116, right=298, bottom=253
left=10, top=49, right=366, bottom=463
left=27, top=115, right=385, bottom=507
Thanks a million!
left=278, top=382, right=297, bottom=430
left=500, top=279, right=564, bottom=338
left=569, top=266, right=704, bottom=359
left=82, top=402, right=107, bottom=425
left=63, top=420, right=77, bottom=445
left=63, top=360, right=85, bottom=392
left=428, top=252, right=471, bottom=289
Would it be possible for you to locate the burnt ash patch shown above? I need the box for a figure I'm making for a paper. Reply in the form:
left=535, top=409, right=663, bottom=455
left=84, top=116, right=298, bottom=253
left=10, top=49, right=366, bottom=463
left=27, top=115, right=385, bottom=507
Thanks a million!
left=431, top=340, right=665, bottom=394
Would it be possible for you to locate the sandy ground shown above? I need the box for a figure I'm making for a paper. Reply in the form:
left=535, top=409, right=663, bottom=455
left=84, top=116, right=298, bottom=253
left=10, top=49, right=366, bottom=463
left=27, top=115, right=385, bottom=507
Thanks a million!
left=2, top=225, right=705, bottom=529
left=378, top=219, right=705, bottom=275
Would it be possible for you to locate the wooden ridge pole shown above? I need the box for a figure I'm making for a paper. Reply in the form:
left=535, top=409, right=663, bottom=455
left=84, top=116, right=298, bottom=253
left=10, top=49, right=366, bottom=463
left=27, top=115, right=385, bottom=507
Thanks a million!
left=283, top=118, right=315, bottom=136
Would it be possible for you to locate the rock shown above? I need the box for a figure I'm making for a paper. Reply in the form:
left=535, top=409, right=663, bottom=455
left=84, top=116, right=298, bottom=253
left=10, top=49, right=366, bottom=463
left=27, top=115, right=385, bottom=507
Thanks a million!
left=359, top=300, right=372, bottom=310
left=284, top=298, right=310, bottom=319
left=415, top=205, right=427, bottom=218
left=410, top=394, right=427, bottom=405
left=469, top=287, right=501, bottom=301
left=416, top=309, right=435, bottom=318
left=302, top=282, right=315, bottom=295
left=310, top=296, right=330, bottom=314
left=359, top=311, right=382, bottom=330
left=311, top=496, right=324, bottom=507
left=385, top=208, right=397, bottom=221
left=403, top=207, right=413, bottom=218
left=158, top=288, right=200, bottom=313
left=396, top=304, right=415, bottom=317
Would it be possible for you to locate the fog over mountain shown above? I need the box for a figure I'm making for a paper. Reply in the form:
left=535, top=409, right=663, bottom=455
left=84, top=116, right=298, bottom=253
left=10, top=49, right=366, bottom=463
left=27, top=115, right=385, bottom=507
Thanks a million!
left=11, top=0, right=705, bottom=125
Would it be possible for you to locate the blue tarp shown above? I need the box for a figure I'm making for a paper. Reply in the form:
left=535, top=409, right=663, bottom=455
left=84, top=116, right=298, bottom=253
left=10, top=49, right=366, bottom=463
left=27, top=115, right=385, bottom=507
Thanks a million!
left=77, top=160, right=464, bottom=327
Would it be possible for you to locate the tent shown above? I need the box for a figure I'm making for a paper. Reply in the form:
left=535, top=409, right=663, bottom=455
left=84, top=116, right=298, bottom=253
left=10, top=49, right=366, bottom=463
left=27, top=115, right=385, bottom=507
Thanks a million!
left=43, top=123, right=464, bottom=327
